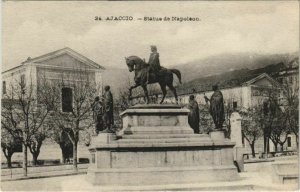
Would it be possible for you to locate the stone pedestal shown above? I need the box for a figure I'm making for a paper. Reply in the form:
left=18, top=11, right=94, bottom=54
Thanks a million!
left=87, top=104, right=240, bottom=186
left=209, top=130, right=225, bottom=141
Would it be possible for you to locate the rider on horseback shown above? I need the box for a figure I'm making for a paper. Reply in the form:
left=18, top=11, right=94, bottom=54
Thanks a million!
left=146, top=45, right=161, bottom=84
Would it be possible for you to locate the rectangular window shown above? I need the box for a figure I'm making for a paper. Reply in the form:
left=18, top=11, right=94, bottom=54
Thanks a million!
left=20, top=74, right=25, bottom=86
left=2, top=81, right=6, bottom=94
left=287, top=137, right=291, bottom=147
left=242, top=131, right=245, bottom=146
left=62, top=87, right=73, bottom=112
left=233, top=101, right=237, bottom=109
left=20, top=74, right=26, bottom=94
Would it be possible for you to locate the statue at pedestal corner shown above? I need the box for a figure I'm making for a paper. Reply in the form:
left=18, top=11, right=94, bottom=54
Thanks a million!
left=91, top=96, right=104, bottom=135
left=187, top=95, right=200, bottom=134
left=103, top=85, right=114, bottom=133
left=204, top=85, right=225, bottom=130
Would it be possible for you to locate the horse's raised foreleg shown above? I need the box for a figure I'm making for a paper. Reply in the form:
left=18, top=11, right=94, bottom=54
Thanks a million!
left=128, top=84, right=139, bottom=100
left=159, top=83, right=167, bottom=104
left=141, top=85, right=149, bottom=104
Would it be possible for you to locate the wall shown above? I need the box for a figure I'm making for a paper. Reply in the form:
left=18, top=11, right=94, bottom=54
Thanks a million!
left=2, top=67, right=27, bottom=96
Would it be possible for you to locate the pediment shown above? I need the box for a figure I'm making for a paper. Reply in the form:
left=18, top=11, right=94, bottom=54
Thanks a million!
left=22, top=47, right=104, bottom=70
left=242, top=73, right=280, bottom=88
left=37, top=53, right=94, bottom=69
left=251, top=77, right=274, bottom=87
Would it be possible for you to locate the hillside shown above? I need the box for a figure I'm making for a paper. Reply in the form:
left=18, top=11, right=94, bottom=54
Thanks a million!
left=170, top=52, right=297, bottom=83
left=174, top=54, right=298, bottom=95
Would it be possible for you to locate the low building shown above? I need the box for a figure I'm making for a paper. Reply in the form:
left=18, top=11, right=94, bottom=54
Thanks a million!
left=1, top=47, right=105, bottom=163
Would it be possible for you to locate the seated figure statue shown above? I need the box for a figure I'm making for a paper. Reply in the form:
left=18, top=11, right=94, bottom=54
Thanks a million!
left=146, top=45, right=161, bottom=84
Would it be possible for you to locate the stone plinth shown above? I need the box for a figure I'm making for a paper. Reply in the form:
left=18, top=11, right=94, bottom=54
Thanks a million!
left=87, top=104, right=240, bottom=186
left=119, top=104, right=193, bottom=135
left=209, top=130, right=225, bottom=141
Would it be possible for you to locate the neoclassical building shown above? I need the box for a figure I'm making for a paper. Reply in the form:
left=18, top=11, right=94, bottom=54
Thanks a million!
left=2, top=47, right=105, bottom=162
left=2, top=47, right=104, bottom=105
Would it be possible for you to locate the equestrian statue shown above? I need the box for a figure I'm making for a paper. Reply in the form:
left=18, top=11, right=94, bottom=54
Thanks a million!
left=125, top=46, right=182, bottom=104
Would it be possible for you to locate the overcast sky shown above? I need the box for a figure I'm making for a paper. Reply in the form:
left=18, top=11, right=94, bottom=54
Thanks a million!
left=2, top=1, right=299, bottom=71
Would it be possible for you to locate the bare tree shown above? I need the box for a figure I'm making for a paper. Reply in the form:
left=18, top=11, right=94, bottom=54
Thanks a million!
left=48, top=126, right=74, bottom=164
left=240, top=107, right=264, bottom=158
left=1, top=79, right=51, bottom=175
left=281, top=75, right=299, bottom=147
left=262, top=80, right=297, bottom=153
left=269, top=115, right=289, bottom=152
left=1, top=128, right=22, bottom=168
left=267, top=97, right=290, bottom=152
left=46, top=69, right=98, bottom=172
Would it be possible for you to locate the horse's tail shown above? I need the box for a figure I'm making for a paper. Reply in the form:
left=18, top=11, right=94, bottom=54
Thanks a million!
left=170, top=69, right=182, bottom=84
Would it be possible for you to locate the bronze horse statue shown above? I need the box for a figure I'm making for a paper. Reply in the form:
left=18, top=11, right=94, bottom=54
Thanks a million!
left=125, top=56, right=182, bottom=104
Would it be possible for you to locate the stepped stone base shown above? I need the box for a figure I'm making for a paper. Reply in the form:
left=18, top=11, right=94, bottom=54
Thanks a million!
left=87, top=166, right=239, bottom=186
left=87, top=104, right=240, bottom=186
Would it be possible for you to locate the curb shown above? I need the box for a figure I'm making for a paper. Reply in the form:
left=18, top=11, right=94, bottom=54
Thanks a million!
left=1, top=171, right=87, bottom=182
left=244, top=159, right=275, bottom=164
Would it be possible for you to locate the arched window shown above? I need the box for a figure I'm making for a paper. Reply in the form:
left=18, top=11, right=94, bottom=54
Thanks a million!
left=62, top=87, right=73, bottom=112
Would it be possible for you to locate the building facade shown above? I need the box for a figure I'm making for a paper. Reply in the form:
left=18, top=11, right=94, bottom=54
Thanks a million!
left=2, top=47, right=104, bottom=101
left=1, top=47, right=105, bottom=163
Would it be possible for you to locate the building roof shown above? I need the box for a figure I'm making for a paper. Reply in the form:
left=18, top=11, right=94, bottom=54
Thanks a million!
left=23, top=47, right=105, bottom=69
left=3, top=47, right=105, bottom=74
left=2, top=65, right=25, bottom=74
left=242, top=73, right=281, bottom=87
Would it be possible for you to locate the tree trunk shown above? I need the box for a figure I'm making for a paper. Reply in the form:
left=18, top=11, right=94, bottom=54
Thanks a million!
left=280, top=143, right=284, bottom=151
left=263, top=132, right=267, bottom=153
left=250, top=143, right=256, bottom=158
left=32, top=153, right=39, bottom=166
left=62, top=150, right=66, bottom=164
left=73, top=142, right=78, bottom=172
left=23, top=144, right=28, bottom=176
left=2, top=148, right=14, bottom=168
left=7, top=153, right=13, bottom=168
left=271, top=139, right=278, bottom=152
left=29, top=143, right=41, bottom=166
left=59, top=143, right=66, bottom=164
left=274, top=143, right=278, bottom=152
left=265, top=136, right=269, bottom=158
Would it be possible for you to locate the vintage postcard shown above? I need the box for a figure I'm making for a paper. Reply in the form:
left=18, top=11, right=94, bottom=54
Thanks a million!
left=1, top=1, right=299, bottom=191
